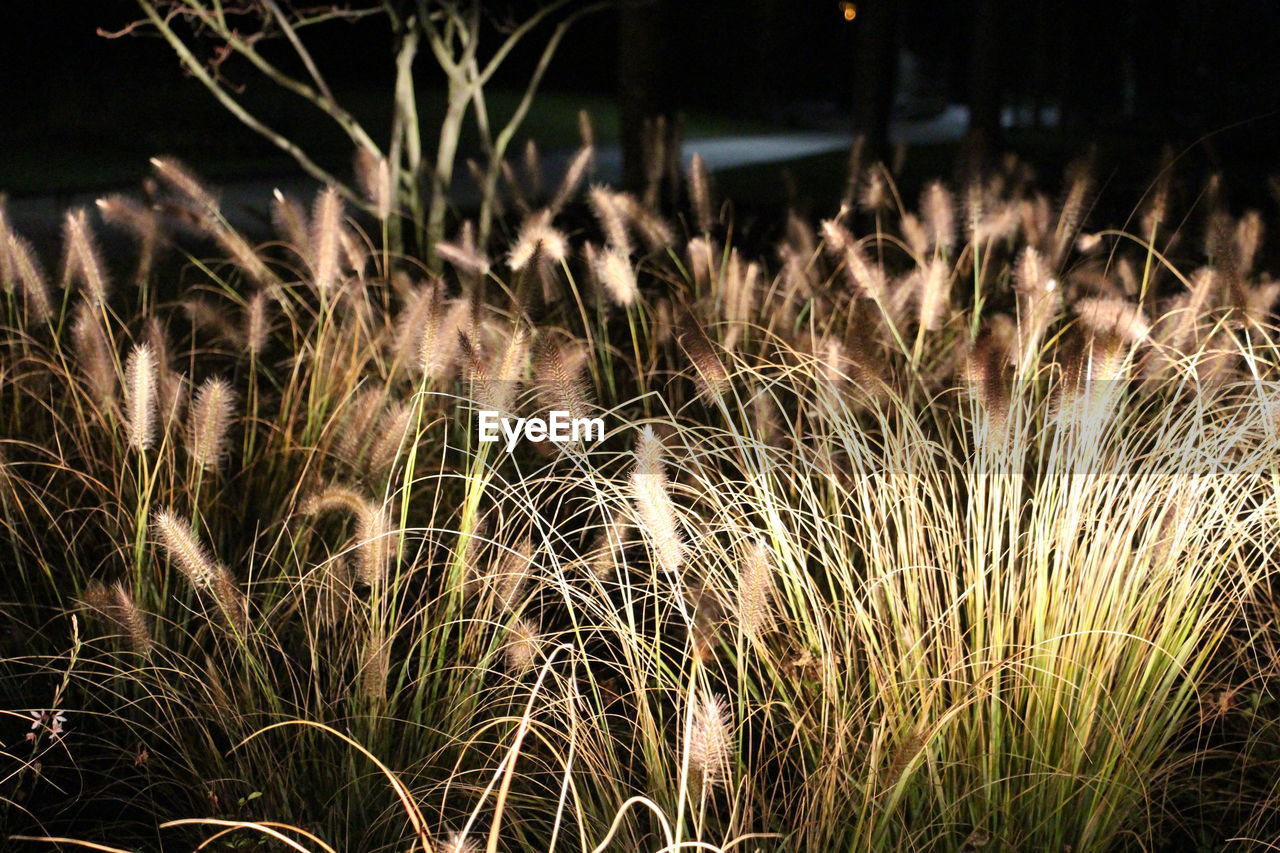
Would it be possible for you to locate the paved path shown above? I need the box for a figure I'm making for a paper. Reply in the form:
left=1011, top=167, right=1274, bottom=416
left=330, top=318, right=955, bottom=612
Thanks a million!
left=6, top=105, right=991, bottom=244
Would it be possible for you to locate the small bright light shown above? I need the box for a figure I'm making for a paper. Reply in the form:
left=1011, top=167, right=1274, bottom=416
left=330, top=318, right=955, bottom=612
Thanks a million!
left=840, top=2, right=857, bottom=21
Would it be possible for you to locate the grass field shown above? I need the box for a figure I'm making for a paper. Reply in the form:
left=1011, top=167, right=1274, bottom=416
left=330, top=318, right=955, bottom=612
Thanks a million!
left=2, top=144, right=1280, bottom=851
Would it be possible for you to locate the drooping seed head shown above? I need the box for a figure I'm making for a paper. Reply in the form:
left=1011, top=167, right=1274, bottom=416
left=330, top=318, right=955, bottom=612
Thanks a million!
left=153, top=509, right=218, bottom=590
left=6, top=233, right=52, bottom=324
left=550, top=145, right=594, bottom=214
left=96, top=194, right=160, bottom=286
left=151, top=156, right=220, bottom=214
left=435, top=238, right=491, bottom=278
left=304, top=487, right=392, bottom=588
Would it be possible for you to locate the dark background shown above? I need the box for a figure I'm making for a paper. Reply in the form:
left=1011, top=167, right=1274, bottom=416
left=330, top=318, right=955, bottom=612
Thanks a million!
left=2, top=1, right=1280, bottom=209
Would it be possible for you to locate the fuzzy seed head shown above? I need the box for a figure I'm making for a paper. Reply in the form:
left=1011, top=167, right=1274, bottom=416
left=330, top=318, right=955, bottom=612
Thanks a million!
left=71, top=305, right=116, bottom=409
left=534, top=336, right=593, bottom=426
left=508, top=210, right=568, bottom=272
left=688, top=693, right=731, bottom=788
left=188, top=378, right=235, bottom=472
left=367, top=402, right=415, bottom=479
left=62, top=208, right=111, bottom=308
left=630, top=426, right=684, bottom=575
left=151, top=156, right=219, bottom=213
left=550, top=145, right=594, bottom=214
left=589, top=186, right=633, bottom=256
left=922, top=181, right=955, bottom=253
left=311, top=186, right=344, bottom=295
left=504, top=618, right=541, bottom=677
left=1236, top=210, right=1264, bottom=276
left=124, top=343, right=158, bottom=451
left=738, top=539, right=775, bottom=639
left=678, top=319, right=729, bottom=401
left=587, top=514, right=630, bottom=581
left=304, top=487, right=392, bottom=588
left=916, top=257, right=951, bottom=331
left=271, top=190, right=310, bottom=254
left=354, top=149, right=392, bottom=220
left=7, top=234, right=52, bottom=324
left=360, top=634, right=390, bottom=701
left=435, top=240, right=491, bottom=278
left=688, top=153, right=714, bottom=233
left=245, top=291, right=271, bottom=357
left=153, top=509, right=218, bottom=590
left=491, top=538, right=534, bottom=612
left=1074, top=296, right=1151, bottom=343
left=595, top=246, right=638, bottom=307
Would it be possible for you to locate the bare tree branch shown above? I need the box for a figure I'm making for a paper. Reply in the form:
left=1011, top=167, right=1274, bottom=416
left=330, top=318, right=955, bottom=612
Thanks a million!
left=135, top=0, right=366, bottom=208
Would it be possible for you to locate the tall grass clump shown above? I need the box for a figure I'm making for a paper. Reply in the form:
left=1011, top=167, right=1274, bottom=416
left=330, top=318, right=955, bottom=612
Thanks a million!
left=1, top=148, right=1278, bottom=852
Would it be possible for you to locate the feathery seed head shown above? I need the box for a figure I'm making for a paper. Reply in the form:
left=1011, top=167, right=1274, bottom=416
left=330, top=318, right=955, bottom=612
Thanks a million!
left=61, top=208, right=111, bottom=308
left=245, top=291, right=271, bottom=357
left=151, top=156, right=219, bottom=213
left=271, top=189, right=310, bottom=254
left=738, top=539, right=775, bottom=639
left=504, top=618, right=541, bottom=676
left=630, top=426, right=684, bottom=575
left=124, top=343, right=158, bottom=451
left=589, top=186, right=633, bottom=256
left=153, top=509, right=218, bottom=590
left=188, top=378, right=235, bottom=472
left=595, top=246, right=638, bottom=307
left=435, top=239, right=492, bottom=278
left=508, top=209, right=568, bottom=272
left=922, top=181, right=955, bottom=253
left=534, top=336, right=592, bottom=425
left=354, top=149, right=392, bottom=220
left=6, top=233, right=52, bottom=324
left=688, top=153, right=714, bottom=233
left=550, top=144, right=594, bottom=214
left=310, top=186, right=344, bottom=295
left=1074, top=296, right=1151, bottom=344
left=688, top=693, right=732, bottom=788
left=916, top=257, right=951, bottom=331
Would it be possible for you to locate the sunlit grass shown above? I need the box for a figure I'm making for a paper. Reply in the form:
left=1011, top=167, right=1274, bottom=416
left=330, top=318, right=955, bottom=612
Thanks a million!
left=2, top=149, right=1279, bottom=851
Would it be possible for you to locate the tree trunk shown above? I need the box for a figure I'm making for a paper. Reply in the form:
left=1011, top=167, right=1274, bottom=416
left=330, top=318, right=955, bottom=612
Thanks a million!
left=617, top=0, right=676, bottom=199
left=966, top=0, right=1003, bottom=168
left=851, top=0, right=899, bottom=164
